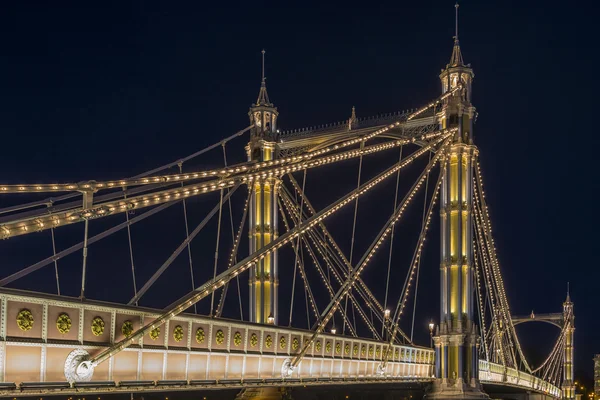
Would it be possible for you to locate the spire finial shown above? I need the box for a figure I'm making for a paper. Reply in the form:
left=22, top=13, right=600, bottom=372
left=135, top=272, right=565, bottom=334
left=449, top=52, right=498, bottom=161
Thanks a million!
left=448, top=3, right=464, bottom=67
left=566, top=282, right=572, bottom=303
left=455, top=3, right=459, bottom=41
left=254, top=49, right=272, bottom=106
left=261, top=49, right=266, bottom=83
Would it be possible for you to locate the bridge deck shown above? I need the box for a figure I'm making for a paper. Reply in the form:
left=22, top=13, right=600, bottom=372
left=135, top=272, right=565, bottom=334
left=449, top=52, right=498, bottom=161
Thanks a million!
left=0, top=288, right=434, bottom=396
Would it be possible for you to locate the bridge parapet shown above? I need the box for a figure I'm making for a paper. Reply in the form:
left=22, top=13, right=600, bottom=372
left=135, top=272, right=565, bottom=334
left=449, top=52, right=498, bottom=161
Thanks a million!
left=479, top=360, right=562, bottom=398
left=0, top=288, right=433, bottom=392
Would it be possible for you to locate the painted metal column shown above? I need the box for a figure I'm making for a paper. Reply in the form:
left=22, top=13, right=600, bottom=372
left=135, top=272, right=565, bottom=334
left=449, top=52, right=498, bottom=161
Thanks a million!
left=562, top=294, right=575, bottom=400
left=247, top=75, right=279, bottom=325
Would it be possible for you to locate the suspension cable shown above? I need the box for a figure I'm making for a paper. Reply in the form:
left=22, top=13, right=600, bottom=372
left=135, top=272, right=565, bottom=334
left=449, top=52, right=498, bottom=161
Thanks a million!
left=279, top=192, right=359, bottom=337
left=222, top=144, right=243, bottom=319
left=288, top=142, right=446, bottom=373
left=289, top=170, right=307, bottom=327
left=215, top=190, right=251, bottom=319
left=0, top=201, right=177, bottom=288
left=473, top=243, right=490, bottom=362
left=383, top=145, right=403, bottom=337
left=281, top=181, right=410, bottom=342
left=177, top=164, right=197, bottom=313
left=344, top=141, right=364, bottom=335
left=2, top=130, right=450, bottom=239
left=209, top=188, right=225, bottom=317
left=4, top=87, right=458, bottom=197
left=286, top=175, right=387, bottom=314
left=129, top=187, right=238, bottom=305
left=47, top=204, right=61, bottom=295
left=410, top=151, right=432, bottom=341
left=87, top=135, right=447, bottom=367
left=123, top=190, right=138, bottom=304
left=381, top=152, right=446, bottom=370
left=474, top=163, right=528, bottom=371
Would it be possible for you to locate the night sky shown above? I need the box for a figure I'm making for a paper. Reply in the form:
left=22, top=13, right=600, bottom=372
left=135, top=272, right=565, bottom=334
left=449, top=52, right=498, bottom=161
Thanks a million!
left=0, top=0, right=598, bottom=386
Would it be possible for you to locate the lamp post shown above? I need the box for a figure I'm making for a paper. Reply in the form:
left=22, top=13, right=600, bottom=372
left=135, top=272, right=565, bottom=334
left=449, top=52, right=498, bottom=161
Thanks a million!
left=331, top=327, right=337, bottom=334
left=428, top=321, right=435, bottom=348
left=267, top=314, right=275, bottom=325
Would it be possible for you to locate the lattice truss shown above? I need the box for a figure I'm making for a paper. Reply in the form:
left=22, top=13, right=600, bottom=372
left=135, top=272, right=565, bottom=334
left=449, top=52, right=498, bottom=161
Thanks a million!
left=0, top=87, right=567, bottom=384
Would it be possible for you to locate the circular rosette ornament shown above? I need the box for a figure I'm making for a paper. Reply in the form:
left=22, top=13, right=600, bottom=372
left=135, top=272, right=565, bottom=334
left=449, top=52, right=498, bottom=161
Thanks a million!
left=215, top=329, right=225, bottom=345
left=265, top=335, right=273, bottom=348
left=196, top=328, right=205, bottom=344
left=234, top=331, right=242, bottom=347
left=91, top=317, right=105, bottom=336
left=250, top=333, right=258, bottom=347
left=17, top=309, right=34, bottom=331
left=149, top=327, right=160, bottom=340
left=56, top=313, right=72, bottom=334
left=173, top=325, right=184, bottom=342
left=122, top=320, right=134, bottom=337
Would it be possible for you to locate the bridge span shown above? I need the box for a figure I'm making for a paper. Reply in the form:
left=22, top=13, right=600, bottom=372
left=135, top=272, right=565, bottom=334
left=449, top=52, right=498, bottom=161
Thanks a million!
left=0, top=289, right=560, bottom=398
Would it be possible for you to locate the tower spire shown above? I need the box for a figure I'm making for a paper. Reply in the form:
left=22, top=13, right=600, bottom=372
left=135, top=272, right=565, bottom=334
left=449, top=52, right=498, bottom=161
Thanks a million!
left=256, top=49, right=271, bottom=106
left=455, top=2, right=459, bottom=40
left=449, top=3, right=465, bottom=67
left=566, top=282, right=571, bottom=303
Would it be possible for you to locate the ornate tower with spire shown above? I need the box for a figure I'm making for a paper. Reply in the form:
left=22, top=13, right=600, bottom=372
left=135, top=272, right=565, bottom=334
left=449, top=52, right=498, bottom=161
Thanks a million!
left=246, top=50, right=280, bottom=325
left=562, top=286, right=575, bottom=400
left=431, top=4, right=485, bottom=400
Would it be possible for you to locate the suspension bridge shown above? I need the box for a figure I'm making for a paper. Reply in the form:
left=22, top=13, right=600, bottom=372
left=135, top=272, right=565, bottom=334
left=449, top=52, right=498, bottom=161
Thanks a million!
left=0, top=9, right=574, bottom=400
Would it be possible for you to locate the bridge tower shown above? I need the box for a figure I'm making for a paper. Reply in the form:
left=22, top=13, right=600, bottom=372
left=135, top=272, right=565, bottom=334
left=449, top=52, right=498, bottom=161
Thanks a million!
left=430, top=5, right=485, bottom=400
left=246, top=50, right=280, bottom=325
left=562, top=290, right=575, bottom=400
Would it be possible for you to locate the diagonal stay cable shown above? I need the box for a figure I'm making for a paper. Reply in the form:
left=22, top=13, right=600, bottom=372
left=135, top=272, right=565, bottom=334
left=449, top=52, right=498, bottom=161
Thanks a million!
left=129, top=186, right=238, bottom=305
left=215, top=190, right=251, bottom=319
left=286, top=175, right=386, bottom=314
left=279, top=192, right=359, bottom=337
left=286, top=141, right=447, bottom=374
left=381, top=153, right=446, bottom=371
left=280, top=189, right=374, bottom=339
left=0, top=201, right=178, bottom=287
left=3, top=130, right=449, bottom=238
left=281, top=180, right=411, bottom=343
left=83, top=133, right=448, bottom=370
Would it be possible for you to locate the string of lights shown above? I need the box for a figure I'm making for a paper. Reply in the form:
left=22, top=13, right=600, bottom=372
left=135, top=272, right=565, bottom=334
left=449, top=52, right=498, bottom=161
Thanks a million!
left=381, top=155, right=445, bottom=370
left=84, top=133, right=448, bottom=369
left=287, top=141, right=448, bottom=372
left=0, top=130, right=454, bottom=239
left=474, top=161, right=532, bottom=373
left=214, top=190, right=252, bottom=318
left=278, top=195, right=360, bottom=337
left=280, top=183, right=403, bottom=341
left=286, top=175, right=387, bottom=315
left=279, top=191, right=378, bottom=339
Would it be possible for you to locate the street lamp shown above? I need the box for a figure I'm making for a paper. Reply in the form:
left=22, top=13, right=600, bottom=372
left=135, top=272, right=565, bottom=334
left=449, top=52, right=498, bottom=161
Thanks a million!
left=331, top=327, right=337, bottom=334
left=384, top=309, right=391, bottom=320
left=428, top=321, right=435, bottom=348
left=267, top=314, right=275, bottom=325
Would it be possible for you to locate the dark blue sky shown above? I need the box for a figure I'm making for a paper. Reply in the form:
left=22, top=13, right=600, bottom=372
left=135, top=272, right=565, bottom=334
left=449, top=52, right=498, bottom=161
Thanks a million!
left=0, top=0, right=597, bottom=383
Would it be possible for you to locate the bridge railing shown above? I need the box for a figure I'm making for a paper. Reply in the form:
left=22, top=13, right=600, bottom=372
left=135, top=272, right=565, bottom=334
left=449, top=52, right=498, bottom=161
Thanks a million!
left=0, top=288, right=434, bottom=385
left=479, top=360, right=561, bottom=398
